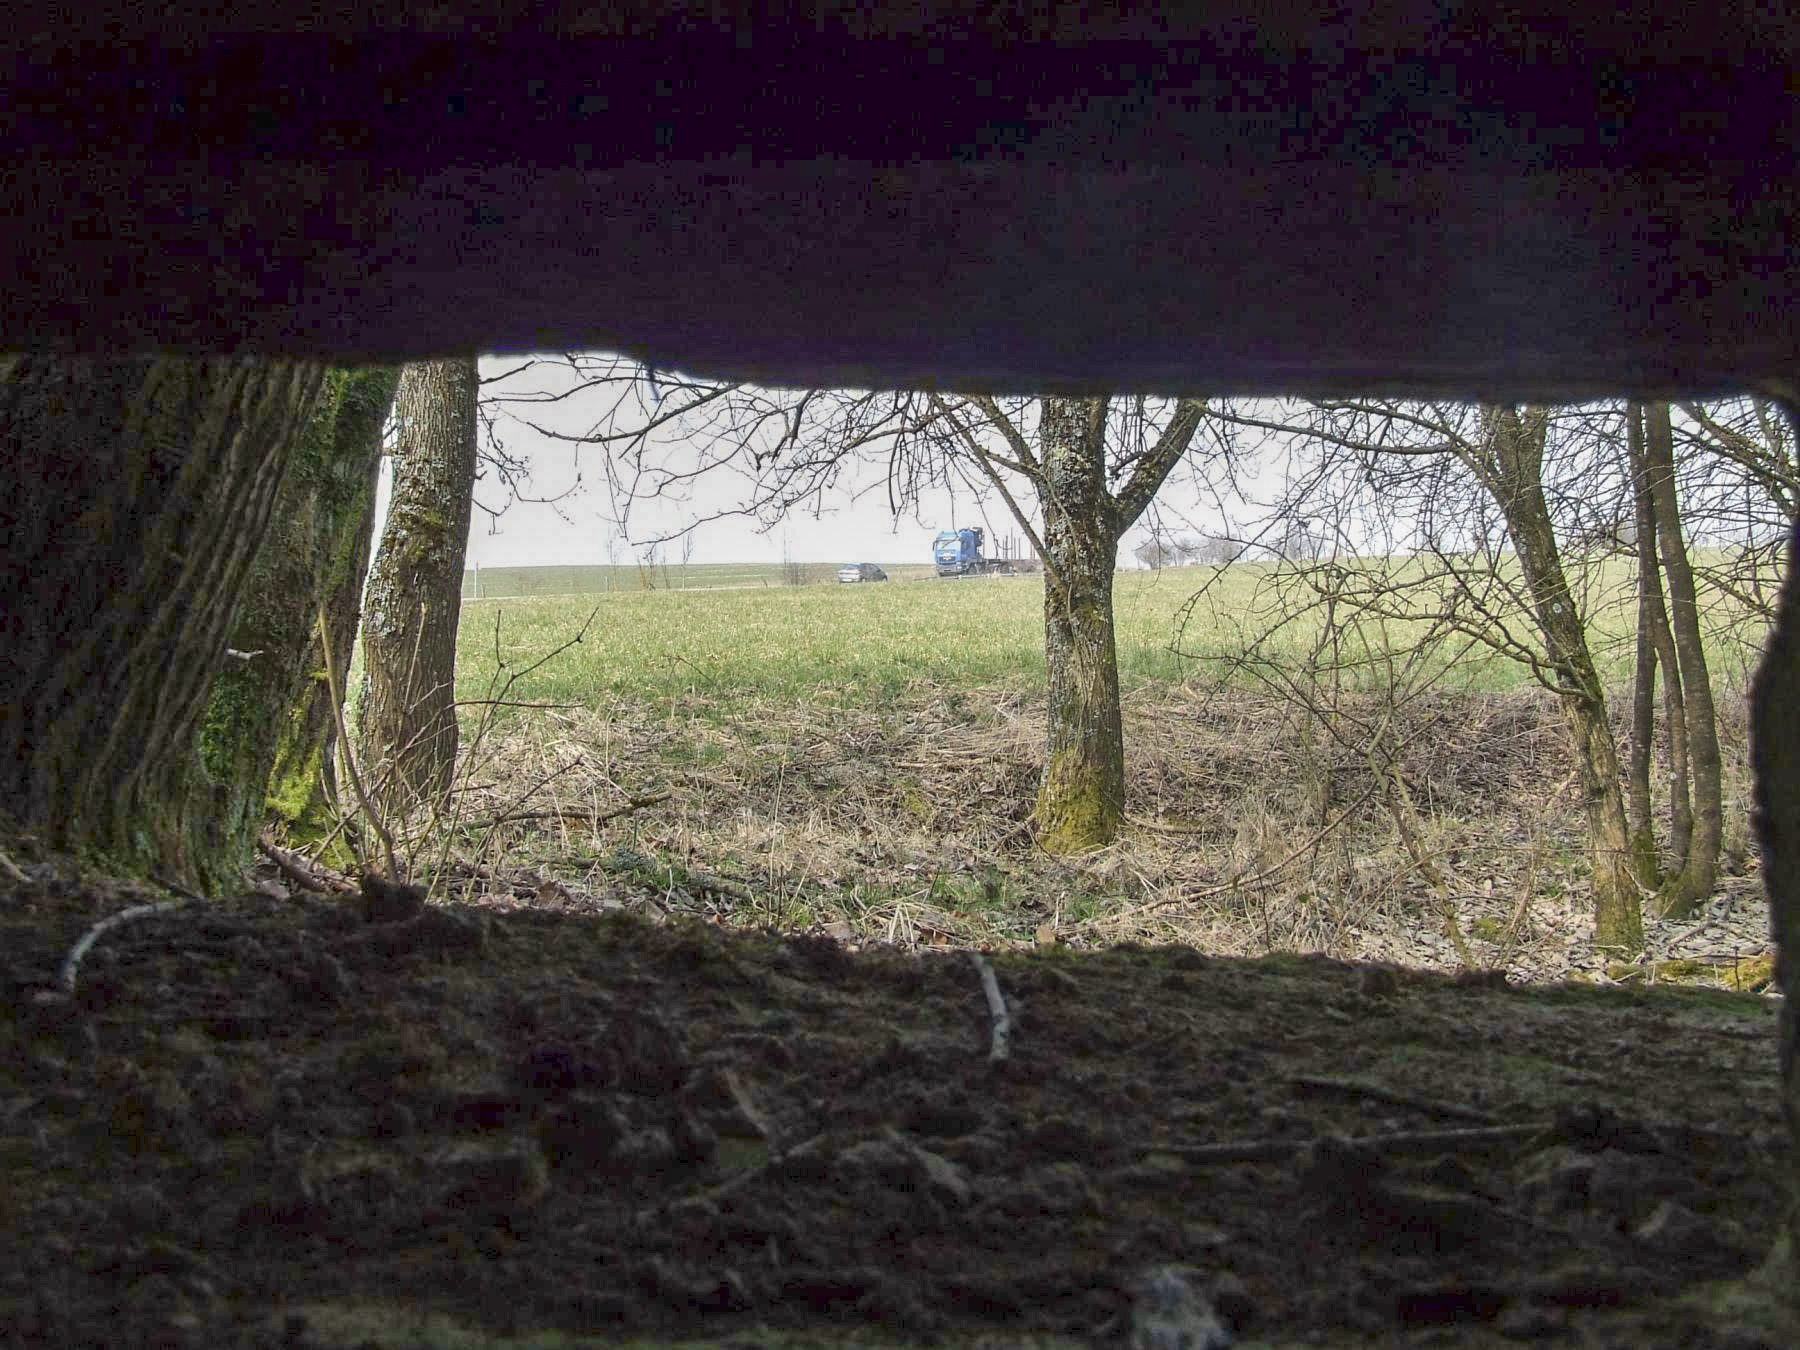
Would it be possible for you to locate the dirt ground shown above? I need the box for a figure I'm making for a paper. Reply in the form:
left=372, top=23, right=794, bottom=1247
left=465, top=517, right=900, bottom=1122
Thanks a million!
left=0, top=859, right=1792, bottom=1349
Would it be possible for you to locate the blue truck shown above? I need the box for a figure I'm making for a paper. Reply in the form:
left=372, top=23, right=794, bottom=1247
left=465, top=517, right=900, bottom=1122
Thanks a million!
left=933, top=527, right=1034, bottom=578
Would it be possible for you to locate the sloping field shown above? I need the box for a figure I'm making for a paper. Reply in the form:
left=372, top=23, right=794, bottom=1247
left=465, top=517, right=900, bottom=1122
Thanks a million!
left=453, top=557, right=1767, bottom=710
left=462, top=561, right=935, bottom=598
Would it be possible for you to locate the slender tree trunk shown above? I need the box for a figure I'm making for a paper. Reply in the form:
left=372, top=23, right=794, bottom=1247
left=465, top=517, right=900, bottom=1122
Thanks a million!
left=1626, top=413, right=1662, bottom=885
left=358, top=357, right=478, bottom=811
left=1641, top=406, right=1692, bottom=867
left=204, top=367, right=402, bottom=858
left=274, top=408, right=389, bottom=848
left=0, top=355, right=327, bottom=886
left=1034, top=397, right=1129, bottom=854
left=1473, top=407, right=1643, bottom=951
left=1626, top=406, right=1695, bottom=877
left=1642, top=400, right=1722, bottom=918
left=1642, top=526, right=1694, bottom=861
left=1657, top=608, right=1695, bottom=863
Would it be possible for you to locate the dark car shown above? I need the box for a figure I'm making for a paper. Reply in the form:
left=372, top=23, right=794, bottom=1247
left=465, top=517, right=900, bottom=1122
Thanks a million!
left=837, top=562, right=889, bottom=583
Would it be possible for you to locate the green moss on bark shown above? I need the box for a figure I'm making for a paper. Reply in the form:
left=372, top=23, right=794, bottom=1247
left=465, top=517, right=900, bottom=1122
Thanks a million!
left=195, top=365, right=401, bottom=873
left=2, top=355, right=331, bottom=888
left=358, top=359, right=478, bottom=809
left=1034, top=745, right=1121, bottom=854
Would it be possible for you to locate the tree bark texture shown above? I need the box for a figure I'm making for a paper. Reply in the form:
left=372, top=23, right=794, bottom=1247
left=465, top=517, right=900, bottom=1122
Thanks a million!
left=1625, top=406, right=1690, bottom=884
left=357, top=358, right=478, bottom=810
left=1751, top=447, right=1800, bottom=1288
left=1627, top=589, right=1661, bottom=879
left=202, top=367, right=402, bottom=860
left=1641, top=400, right=1722, bottom=918
left=1034, top=397, right=1127, bottom=854
left=1626, top=409, right=1659, bottom=880
left=1472, top=407, right=1643, bottom=952
left=0, top=355, right=327, bottom=885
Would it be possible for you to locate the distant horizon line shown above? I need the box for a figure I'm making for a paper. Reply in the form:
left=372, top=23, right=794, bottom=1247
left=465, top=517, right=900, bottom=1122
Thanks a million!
left=462, top=559, right=923, bottom=570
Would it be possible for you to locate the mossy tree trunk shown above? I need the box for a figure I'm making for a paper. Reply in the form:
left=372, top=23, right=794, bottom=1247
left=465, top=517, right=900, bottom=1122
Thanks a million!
left=1467, top=407, right=1643, bottom=952
left=268, top=386, right=395, bottom=850
left=0, top=355, right=327, bottom=887
left=357, top=357, right=478, bottom=812
left=1011, top=396, right=1206, bottom=854
left=201, top=367, right=402, bottom=860
left=1034, top=398, right=1128, bottom=854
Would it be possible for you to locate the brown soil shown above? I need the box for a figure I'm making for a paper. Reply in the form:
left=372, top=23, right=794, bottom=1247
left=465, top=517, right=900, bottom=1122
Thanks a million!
left=0, top=864, right=1791, bottom=1349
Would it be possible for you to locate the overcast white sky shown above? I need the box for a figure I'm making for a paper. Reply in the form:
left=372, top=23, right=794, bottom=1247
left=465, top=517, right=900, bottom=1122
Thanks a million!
left=362, top=379, right=1791, bottom=572
left=458, top=449, right=988, bottom=570
left=372, top=356, right=1270, bottom=570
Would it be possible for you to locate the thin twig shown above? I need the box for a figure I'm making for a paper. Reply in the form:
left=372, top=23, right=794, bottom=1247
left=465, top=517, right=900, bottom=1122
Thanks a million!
left=451, top=699, right=584, bottom=711
left=1088, top=781, right=1382, bottom=929
left=477, top=792, right=671, bottom=831
left=485, top=755, right=587, bottom=831
left=317, top=605, right=400, bottom=880
left=968, top=951, right=1012, bottom=1064
left=448, top=606, right=601, bottom=884
left=57, top=900, right=191, bottom=995
left=1368, top=723, right=1479, bottom=969
left=479, top=808, right=607, bottom=828
left=1498, top=766, right=1579, bottom=964
left=0, top=846, right=28, bottom=885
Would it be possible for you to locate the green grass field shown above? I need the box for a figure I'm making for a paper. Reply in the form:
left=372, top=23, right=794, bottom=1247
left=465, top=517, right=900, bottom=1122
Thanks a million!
left=421, top=555, right=1772, bottom=975
left=451, top=555, right=1772, bottom=712
left=458, top=572, right=1085, bottom=706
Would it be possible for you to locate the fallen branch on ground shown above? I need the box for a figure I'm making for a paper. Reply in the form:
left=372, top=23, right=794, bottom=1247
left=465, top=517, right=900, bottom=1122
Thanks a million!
left=968, top=951, right=1012, bottom=1064
left=258, top=836, right=357, bottom=894
left=56, top=899, right=193, bottom=996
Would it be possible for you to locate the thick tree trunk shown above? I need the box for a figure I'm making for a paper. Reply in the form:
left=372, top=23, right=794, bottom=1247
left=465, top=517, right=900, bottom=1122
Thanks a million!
left=1475, top=408, right=1643, bottom=952
left=0, top=355, right=327, bottom=886
left=1752, top=502, right=1800, bottom=1298
left=204, top=367, right=402, bottom=859
left=1034, top=397, right=1128, bottom=854
left=358, top=358, right=478, bottom=811
left=959, top=393, right=1203, bottom=856
left=1642, top=400, right=1722, bottom=919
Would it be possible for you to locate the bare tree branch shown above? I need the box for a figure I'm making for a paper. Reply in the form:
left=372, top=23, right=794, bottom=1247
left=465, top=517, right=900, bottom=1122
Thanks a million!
left=1112, top=398, right=1208, bottom=528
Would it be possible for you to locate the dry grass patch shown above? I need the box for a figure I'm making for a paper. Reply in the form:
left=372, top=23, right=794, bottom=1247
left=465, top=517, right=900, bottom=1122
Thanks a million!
left=376, top=681, right=1767, bottom=989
